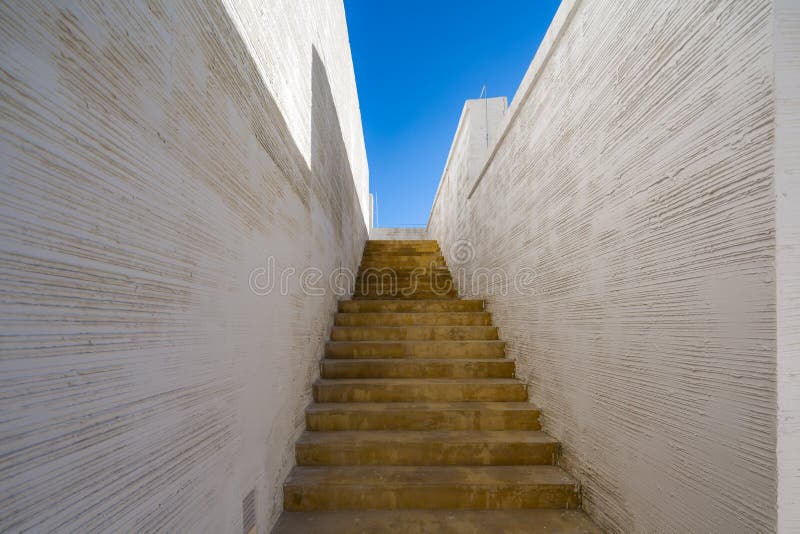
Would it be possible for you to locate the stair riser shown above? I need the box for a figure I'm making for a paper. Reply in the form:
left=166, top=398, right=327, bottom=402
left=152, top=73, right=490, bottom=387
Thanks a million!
left=354, top=288, right=455, bottom=296
left=334, top=312, right=491, bottom=327
left=321, top=360, right=514, bottom=379
left=273, top=510, right=601, bottom=533
left=353, top=292, right=458, bottom=300
left=355, top=275, right=453, bottom=283
left=354, top=281, right=455, bottom=291
left=361, top=258, right=445, bottom=268
left=313, top=383, right=527, bottom=402
left=365, top=241, right=439, bottom=250
left=356, top=269, right=451, bottom=278
left=306, top=410, right=541, bottom=431
left=296, top=443, right=558, bottom=466
left=362, top=251, right=442, bottom=258
left=330, top=327, right=498, bottom=341
left=338, top=300, right=484, bottom=313
left=353, top=287, right=457, bottom=295
left=283, top=485, right=579, bottom=511
left=325, top=341, right=505, bottom=359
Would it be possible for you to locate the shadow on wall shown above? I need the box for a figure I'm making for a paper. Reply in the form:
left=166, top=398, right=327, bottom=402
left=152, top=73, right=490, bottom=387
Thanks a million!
left=310, top=46, right=365, bottom=247
left=263, top=47, right=369, bottom=528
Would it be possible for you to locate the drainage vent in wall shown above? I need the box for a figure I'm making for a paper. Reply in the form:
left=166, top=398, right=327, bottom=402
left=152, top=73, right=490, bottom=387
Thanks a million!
left=242, top=488, right=256, bottom=534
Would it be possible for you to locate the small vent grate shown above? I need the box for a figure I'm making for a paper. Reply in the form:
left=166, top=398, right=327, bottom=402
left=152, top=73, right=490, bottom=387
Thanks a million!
left=242, top=488, right=256, bottom=534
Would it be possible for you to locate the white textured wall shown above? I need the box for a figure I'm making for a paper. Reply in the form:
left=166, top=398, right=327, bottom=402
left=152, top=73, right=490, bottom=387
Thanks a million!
left=428, top=97, right=507, bottom=256
left=775, top=0, right=800, bottom=531
left=0, top=0, right=367, bottom=532
left=429, top=1, right=779, bottom=532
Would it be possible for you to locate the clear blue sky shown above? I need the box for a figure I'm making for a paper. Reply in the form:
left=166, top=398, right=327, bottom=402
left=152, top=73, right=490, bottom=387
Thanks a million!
left=344, top=0, right=562, bottom=227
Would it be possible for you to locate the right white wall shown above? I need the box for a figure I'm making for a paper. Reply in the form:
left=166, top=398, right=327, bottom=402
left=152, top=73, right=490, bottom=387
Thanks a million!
left=775, top=0, right=800, bottom=531
left=428, top=0, right=780, bottom=531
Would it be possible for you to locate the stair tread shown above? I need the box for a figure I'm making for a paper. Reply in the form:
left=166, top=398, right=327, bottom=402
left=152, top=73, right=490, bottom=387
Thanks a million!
left=323, top=357, right=513, bottom=363
left=331, top=326, right=498, bottom=341
left=285, top=465, right=575, bottom=487
left=327, top=340, right=504, bottom=345
left=321, top=358, right=515, bottom=379
left=273, top=509, right=600, bottom=534
left=325, top=339, right=506, bottom=358
left=336, top=311, right=488, bottom=316
left=316, top=378, right=521, bottom=385
left=297, top=430, right=557, bottom=445
left=307, top=401, right=540, bottom=413
left=332, top=326, right=496, bottom=331
left=340, top=299, right=481, bottom=304
left=338, top=300, right=484, bottom=313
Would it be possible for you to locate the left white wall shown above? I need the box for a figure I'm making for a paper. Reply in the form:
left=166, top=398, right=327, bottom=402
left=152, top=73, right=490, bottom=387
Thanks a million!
left=0, top=0, right=367, bottom=531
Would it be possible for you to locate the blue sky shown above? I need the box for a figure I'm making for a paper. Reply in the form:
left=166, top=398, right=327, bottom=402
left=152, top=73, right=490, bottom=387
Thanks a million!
left=344, top=0, right=562, bottom=227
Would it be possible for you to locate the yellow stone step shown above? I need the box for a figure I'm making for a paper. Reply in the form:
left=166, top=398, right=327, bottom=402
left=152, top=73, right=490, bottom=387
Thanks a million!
left=354, top=278, right=455, bottom=290
left=365, top=239, right=439, bottom=248
left=353, top=281, right=455, bottom=293
left=356, top=273, right=453, bottom=283
left=360, top=255, right=447, bottom=269
left=283, top=465, right=579, bottom=511
left=353, top=286, right=456, bottom=298
left=352, top=286, right=458, bottom=299
left=330, top=326, right=498, bottom=341
left=313, top=378, right=527, bottom=402
left=362, top=249, right=442, bottom=257
left=273, top=509, right=601, bottom=534
left=320, top=358, right=515, bottom=379
left=295, top=430, right=559, bottom=465
left=353, top=290, right=458, bottom=300
left=305, top=402, right=542, bottom=431
left=356, top=267, right=452, bottom=277
left=338, top=299, right=482, bottom=313
left=325, top=340, right=505, bottom=359
left=334, top=312, right=492, bottom=326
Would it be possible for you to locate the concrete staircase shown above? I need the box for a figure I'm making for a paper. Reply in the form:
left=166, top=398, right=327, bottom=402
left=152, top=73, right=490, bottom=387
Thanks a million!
left=273, top=241, right=598, bottom=533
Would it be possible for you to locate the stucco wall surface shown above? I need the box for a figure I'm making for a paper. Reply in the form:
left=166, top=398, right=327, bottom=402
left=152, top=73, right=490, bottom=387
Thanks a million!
left=0, top=0, right=367, bottom=531
left=429, top=1, right=778, bottom=532
left=428, top=97, right=506, bottom=259
left=775, top=0, right=800, bottom=531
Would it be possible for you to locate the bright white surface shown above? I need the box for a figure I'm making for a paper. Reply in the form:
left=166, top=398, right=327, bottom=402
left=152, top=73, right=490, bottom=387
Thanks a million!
left=0, top=0, right=367, bottom=531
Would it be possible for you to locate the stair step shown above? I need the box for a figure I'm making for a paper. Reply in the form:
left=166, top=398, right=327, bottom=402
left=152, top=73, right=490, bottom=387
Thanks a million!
left=366, top=239, right=439, bottom=247
left=362, top=250, right=441, bottom=255
left=295, top=430, right=558, bottom=465
left=325, top=340, right=505, bottom=359
left=313, top=378, right=527, bottom=402
left=338, top=299, right=483, bottom=313
left=354, top=281, right=455, bottom=292
left=331, top=326, right=498, bottom=341
left=353, top=292, right=458, bottom=300
left=306, top=402, right=542, bottom=431
left=361, top=256, right=446, bottom=268
left=283, top=465, right=579, bottom=511
left=273, top=509, right=601, bottom=534
left=353, top=290, right=458, bottom=300
left=321, top=358, right=514, bottom=379
left=334, top=312, right=491, bottom=326
left=357, top=268, right=452, bottom=277
left=362, top=250, right=442, bottom=257
left=355, top=276, right=453, bottom=285
left=364, top=241, right=439, bottom=248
